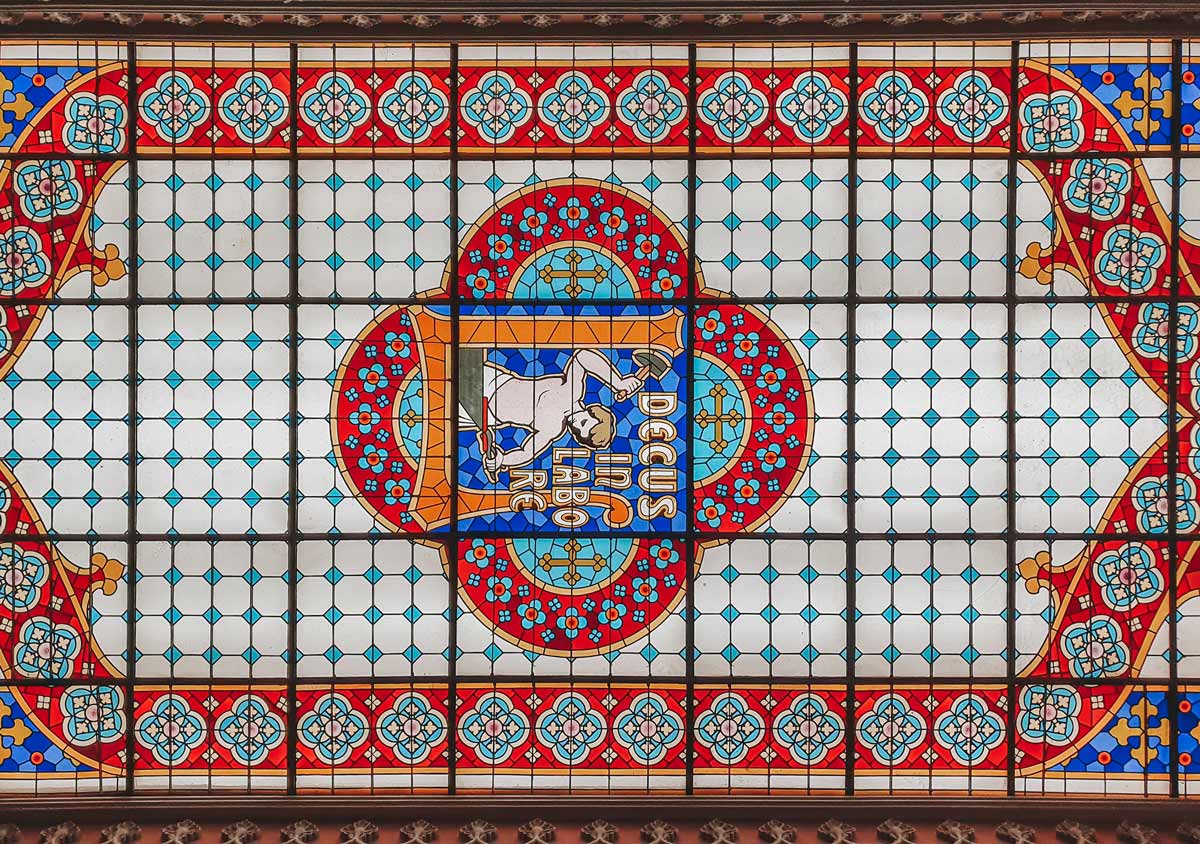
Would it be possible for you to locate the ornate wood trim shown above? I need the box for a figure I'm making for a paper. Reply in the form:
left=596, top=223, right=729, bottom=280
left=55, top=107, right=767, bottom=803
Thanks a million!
left=0, top=797, right=1198, bottom=825
left=1, top=3, right=1199, bottom=39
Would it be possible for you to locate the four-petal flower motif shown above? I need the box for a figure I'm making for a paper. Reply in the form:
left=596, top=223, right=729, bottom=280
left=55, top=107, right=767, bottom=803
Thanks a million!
left=521, top=207, right=549, bottom=237
left=539, top=71, right=610, bottom=144
left=1017, top=684, right=1081, bottom=746
left=933, top=694, right=1005, bottom=766
left=0, top=226, right=51, bottom=295
left=1094, top=542, right=1165, bottom=611
left=860, top=71, right=929, bottom=143
left=378, top=71, right=450, bottom=144
left=1061, top=615, right=1130, bottom=678
left=135, top=694, right=207, bottom=766
left=556, top=606, right=588, bottom=639
left=773, top=694, right=844, bottom=765
left=652, top=268, right=681, bottom=298
left=459, top=692, right=529, bottom=765
left=383, top=476, right=411, bottom=506
left=1021, top=91, right=1084, bottom=152
left=14, top=616, right=79, bottom=678
left=1062, top=158, right=1133, bottom=220
left=215, top=694, right=285, bottom=766
left=0, top=544, right=48, bottom=612
left=857, top=694, right=926, bottom=765
left=1094, top=225, right=1166, bottom=294
left=376, top=692, right=447, bottom=765
left=13, top=160, right=82, bottom=222
left=698, top=72, right=768, bottom=144
left=649, top=540, right=679, bottom=569
left=218, top=71, right=289, bottom=144
left=1192, top=419, right=1200, bottom=479
left=465, top=268, right=496, bottom=299
left=1135, top=302, right=1199, bottom=362
left=1132, top=474, right=1198, bottom=533
left=935, top=71, right=1008, bottom=143
left=62, top=92, right=126, bottom=154
left=697, top=309, right=727, bottom=340
left=695, top=692, right=765, bottom=765
left=535, top=692, right=606, bottom=765
left=461, top=71, right=533, bottom=145
left=697, top=496, right=727, bottom=528
left=298, top=693, right=369, bottom=765
left=60, top=685, right=125, bottom=745
left=517, top=598, right=546, bottom=630
left=466, top=539, right=497, bottom=569
left=776, top=71, right=848, bottom=144
left=614, top=692, right=684, bottom=765
left=616, top=70, right=686, bottom=144
left=139, top=72, right=211, bottom=144
left=300, top=72, right=370, bottom=145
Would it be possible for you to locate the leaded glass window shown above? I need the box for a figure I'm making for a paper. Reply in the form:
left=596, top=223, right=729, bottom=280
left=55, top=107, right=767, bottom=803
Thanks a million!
left=0, top=37, right=1194, bottom=797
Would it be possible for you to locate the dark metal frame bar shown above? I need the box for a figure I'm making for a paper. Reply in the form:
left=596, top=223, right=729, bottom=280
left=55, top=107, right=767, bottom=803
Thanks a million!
left=843, top=40, right=859, bottom=797
left=683, top=41, right=699, bottom=798
left=286, top=40, right=301, bottom=796
left=1167, top=36, right=1185, bottom=800
left=1004, top=37, right=1020, bottom=799
left=19, top=294, right=1200, bottom=306
left=3, top=531, right=1194, bottom=542
left=123, top=37, right=140, bottom=797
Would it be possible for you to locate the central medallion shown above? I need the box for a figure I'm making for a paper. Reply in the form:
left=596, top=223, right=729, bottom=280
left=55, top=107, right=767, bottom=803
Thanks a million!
left=455, top=302, right=688, bottom=533
left=331, top=177, right=814, bottom=656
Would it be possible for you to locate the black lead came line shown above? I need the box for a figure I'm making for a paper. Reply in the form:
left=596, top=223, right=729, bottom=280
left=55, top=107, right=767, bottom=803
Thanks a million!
left=684, top=39, right=697, bottom=799
left=448, top=40, right=461, bottom=798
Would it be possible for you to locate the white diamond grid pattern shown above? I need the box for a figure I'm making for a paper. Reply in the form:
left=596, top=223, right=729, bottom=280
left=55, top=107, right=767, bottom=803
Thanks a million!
left=3, top=151, right=1177, bottom=686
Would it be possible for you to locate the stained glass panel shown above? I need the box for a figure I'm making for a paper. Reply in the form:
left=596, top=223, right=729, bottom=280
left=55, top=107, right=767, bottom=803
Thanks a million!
left=0, top=36, right=1193, bottom=797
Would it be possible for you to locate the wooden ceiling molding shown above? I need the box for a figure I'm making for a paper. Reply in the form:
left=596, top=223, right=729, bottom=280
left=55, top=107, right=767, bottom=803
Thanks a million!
left=1, top=799, right=1200, bottom=831
left=2, top=815, right=1200, bottom=844
left=0, top=2, right=1198, bottom=39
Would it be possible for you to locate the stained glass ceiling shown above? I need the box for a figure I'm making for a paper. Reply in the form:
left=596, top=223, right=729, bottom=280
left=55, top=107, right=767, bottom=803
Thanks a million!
left=0, top=38, right=1194, bottom=796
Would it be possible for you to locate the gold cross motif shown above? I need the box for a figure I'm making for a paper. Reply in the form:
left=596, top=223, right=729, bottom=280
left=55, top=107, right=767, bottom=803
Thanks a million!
left=694, top=383, right=744, bottom=454
left=0, top=76, right=33, bottom=139
left=537, top=249, right=607, bottom=299
left=1109, top=698, right=1171, bottom=766
left=1113, top=69, right=1173, bottom=140
left=539, top=538, right=606, bottom=587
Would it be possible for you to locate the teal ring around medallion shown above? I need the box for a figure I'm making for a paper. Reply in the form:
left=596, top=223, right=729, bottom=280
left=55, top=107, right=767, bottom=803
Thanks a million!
left=692, top=355, right=750, bottom=484
left=396, top=370, right=424, bottom=464
left=511, top=244, right=636, bottom=300
left=507, top=537, right=637, bottom=592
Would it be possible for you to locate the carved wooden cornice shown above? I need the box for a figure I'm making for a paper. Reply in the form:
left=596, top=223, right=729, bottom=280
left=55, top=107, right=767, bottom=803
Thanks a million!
left=3, top=812, right=1200, bottom=844
left=3, top=798, right=1200, bottom=826
left=1, top=2, right=1200, bottom=38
